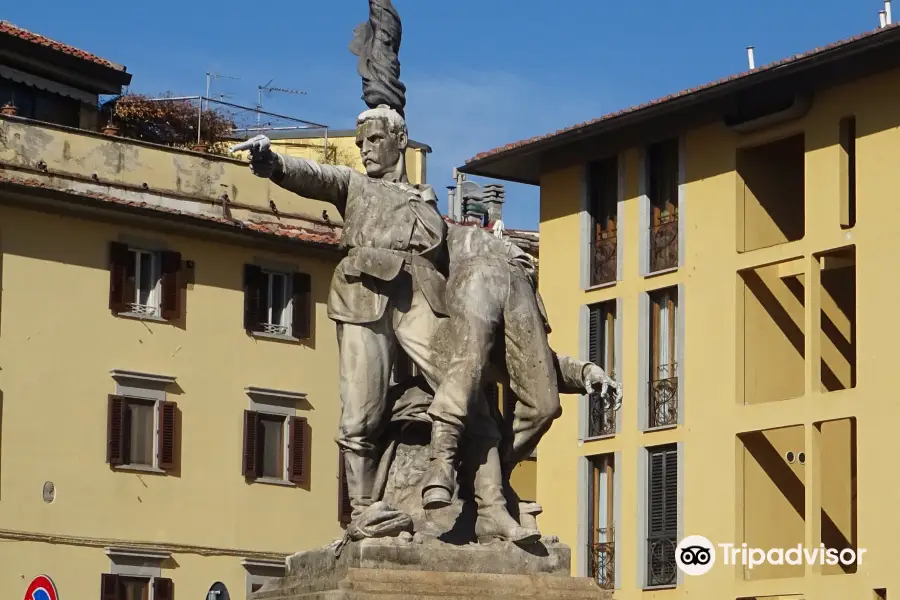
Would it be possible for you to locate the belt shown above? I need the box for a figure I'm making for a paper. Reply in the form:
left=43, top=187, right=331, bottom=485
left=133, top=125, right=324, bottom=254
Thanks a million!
left=347, top=247, right=438, bottom=271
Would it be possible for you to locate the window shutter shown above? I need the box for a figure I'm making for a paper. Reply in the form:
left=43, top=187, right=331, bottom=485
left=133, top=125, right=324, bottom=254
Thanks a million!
left=158, top=401, right=177, bottom=471
left=243, top=265, right=264, bottom=332
left=242, top=410, right=260, bottom=479
left=107, top=395, right=126, bottom=466
left=100, top=573, right=120, bottom=600
left=648, top=446, right=677, bottom=537
left=291, top=272, right=312, bottom=339
left=108, top=242, right=131, bottom=313
left=153, top=577, right=174, bottom=600
left=288, top=416, right=308, bottom=485
left=338, top=454, right=353, bottom=526
left=588, top=304, right=601, bottom=364
left=160, top=251, right=182, bottom=321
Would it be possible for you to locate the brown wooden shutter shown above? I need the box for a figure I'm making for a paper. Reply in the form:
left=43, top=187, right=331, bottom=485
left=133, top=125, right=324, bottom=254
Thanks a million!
left=107, top=395, right=126, bottom=466
left=100, top=573, right=120, bottom=600
left=160, top=251, right=182, bottom=321
left=288, top=416, right=308, bottom=485
left=292, top=272, right=312, bottom=339
left=243, top=265, right=265, bottom=332
left=108, top=242, right=131, bottom=313
left=242, top=410, right=260, bottom=479
left=158, top=401, right=177, bottom=471
left=153, top=577, right=174, bottom=600
left=337, top=453, right=352, bottom=526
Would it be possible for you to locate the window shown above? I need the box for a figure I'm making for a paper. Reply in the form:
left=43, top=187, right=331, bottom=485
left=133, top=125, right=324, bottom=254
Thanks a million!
left=108, top=242, right=182, bottom=321
left=587, top=301, right=617, bottom=436
left=839, top=117, right=856, bottom=229
left=0, top=78, right=80, bottom=127
left=337, top=453, right=353, bottom=526
left=243, top=265, right=311, bottom=339
left=647, top=139, right=679, bottom=272
left=391, top=347, right=419, bottom=384
left=107, top=395, right=177, bottom=472
left=588, top=157, right=618, bottom=286
left=648, top=288, right=678, bottom=428
left=100, top=573, right=173, bottom=600
left=588, top=455, right=615, bottom=589
left=646, top=445, right=677, bottom=587
left=242, top=411, right=308, bottom=485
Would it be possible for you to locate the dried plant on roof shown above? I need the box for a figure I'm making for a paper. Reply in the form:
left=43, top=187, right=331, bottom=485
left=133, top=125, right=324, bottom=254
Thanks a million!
left=99, top=93, right=237, bottom=153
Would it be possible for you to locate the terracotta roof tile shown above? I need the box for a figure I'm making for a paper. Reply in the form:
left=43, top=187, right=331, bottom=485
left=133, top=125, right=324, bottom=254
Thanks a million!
left=466, top=22, right=900, bottom=165
left=0, top=21, right=125, bottom=72
left=0, top=174, right=341, bottom=248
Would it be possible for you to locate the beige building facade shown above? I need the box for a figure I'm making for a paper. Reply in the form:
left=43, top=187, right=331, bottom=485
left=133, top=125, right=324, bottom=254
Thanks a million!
left=461, top=22, right=900, bottom=600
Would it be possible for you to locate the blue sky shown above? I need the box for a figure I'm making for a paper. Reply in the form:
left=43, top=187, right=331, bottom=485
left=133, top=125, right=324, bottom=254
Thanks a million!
left=4, top=0, right=881, bottom=229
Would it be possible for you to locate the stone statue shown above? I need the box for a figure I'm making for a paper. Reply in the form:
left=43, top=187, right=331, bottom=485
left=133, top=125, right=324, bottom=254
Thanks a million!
left=233, top=0, right=450, bottom=527
left=232, top=0, right=623, bottom=552
left=421, top=224, right=621, bottom=516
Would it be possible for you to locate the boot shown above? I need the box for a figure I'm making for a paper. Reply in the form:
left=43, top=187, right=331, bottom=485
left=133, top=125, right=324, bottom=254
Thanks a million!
left=343, top=451, right=379, bottom=522
left=422, top=421, right=461, bottom=510
left=466, top=437, right=541, bottom=545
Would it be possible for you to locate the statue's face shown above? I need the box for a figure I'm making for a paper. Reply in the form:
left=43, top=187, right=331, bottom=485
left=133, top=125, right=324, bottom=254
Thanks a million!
left=356, top=118, right=406, bottom=178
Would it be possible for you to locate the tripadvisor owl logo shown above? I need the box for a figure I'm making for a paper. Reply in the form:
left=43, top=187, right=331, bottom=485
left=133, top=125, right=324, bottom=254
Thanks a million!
left=676, top=535, right=715, bottom=576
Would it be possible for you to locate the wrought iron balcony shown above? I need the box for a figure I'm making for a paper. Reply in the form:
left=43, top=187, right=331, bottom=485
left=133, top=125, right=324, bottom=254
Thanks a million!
left=588, top=392, right=616, bottom=437
left=649, top=217, right=678, bottom=272
left=647, top=534, right=677, bottom=587
left=591, top=234, right=617, bottom=286
left=649, top=376, right=678, bottom=428
left=589, top=528, right=615, bottom=589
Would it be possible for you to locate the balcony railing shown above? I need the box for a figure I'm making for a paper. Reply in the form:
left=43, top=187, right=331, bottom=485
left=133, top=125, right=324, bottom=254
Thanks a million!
left=647, top=534, right=677, bottom=587
left=589, top=528, right=615, bottom=589
left=591, top=234, right=617, bottom=286
left=649, top=218, right=678, bottom=272
left=649, top=376, right=678, bottom=428
left=588, top=392, right=616, bottom=437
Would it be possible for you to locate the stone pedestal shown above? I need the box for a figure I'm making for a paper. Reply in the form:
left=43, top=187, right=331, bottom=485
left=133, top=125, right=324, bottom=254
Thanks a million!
left=252, top=537, right=611, bottom=600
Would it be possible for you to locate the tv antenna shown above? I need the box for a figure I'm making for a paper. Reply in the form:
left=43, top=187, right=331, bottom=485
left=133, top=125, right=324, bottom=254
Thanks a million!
left=205, top=71, right=240, bottom=110
left=256, top=79, right=307, bottom=127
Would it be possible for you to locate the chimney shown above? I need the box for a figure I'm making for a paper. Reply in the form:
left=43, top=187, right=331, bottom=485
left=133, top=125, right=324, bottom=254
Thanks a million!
left=880, top=10, right=887, bottom=27
left=746, top=46, right=755, bottom=69
left=886, top=0, right=893, bottom=24
left=481, top=183, right=505, bottom=223
left=447, top=186, right=457, bottom=220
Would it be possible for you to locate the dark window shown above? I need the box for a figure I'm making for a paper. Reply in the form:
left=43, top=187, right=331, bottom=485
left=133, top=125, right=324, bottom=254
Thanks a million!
left=647, top=139, right=679, bottom=272
left=588, top=157, right=618, bottom=286
left=243, top=266, right=311, bottom=339
left=0, top=77, right=80, bottom=127
left=587, top=302, right=616, bottom=436
left=107, top=395, right=177, bottom=472
left=647, top=445, right=678, bottom=587
left=108, top=242, right=182, bottom=320
left=648, top=288, right=678, bottom=428
left=588, top=454, right=615, bottom=589
left=243, top=411, right=308, bottom=484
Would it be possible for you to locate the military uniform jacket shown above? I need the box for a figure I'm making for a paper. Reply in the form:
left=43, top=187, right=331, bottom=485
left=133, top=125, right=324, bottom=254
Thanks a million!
left=273, top=155, right=448, bottom=324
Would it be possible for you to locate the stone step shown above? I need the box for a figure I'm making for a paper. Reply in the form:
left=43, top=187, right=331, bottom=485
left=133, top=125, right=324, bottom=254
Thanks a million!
left=338, top=568, right=610, bottom=599
left=253, top=569, right=612, bottom=600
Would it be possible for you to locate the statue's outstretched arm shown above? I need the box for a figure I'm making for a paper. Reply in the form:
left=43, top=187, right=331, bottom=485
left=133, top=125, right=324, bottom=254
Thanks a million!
left=273, top=154, right=353, bottom=218
left=232, top=134, right=353, bottom=217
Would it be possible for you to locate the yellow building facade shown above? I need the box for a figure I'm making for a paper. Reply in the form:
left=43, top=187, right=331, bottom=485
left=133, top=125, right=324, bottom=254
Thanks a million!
left=461, top=24, right=900, bottom=600
left=0, top=22, right=436, bottom=600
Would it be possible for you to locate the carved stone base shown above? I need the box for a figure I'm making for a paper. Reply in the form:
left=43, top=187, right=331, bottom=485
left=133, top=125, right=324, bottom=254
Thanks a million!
left=251, top=537, right=611, bottom=600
